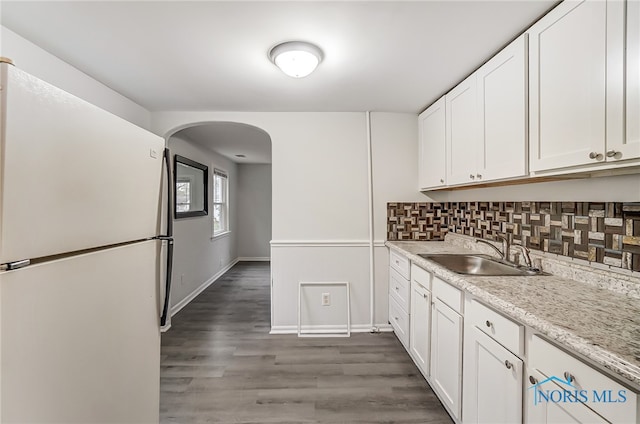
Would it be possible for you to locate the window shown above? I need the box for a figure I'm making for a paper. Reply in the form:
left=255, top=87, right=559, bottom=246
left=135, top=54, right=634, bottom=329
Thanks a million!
left=213, top=169, right=229, bottom=236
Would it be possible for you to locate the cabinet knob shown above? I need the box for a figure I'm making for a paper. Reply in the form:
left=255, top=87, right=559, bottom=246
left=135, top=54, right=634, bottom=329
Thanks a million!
left=394, top=316, right=399, bottom=321
left=505, top=360, right=513, bottom=369
left=395, top=286, right=399, bottom=291
left=529, top=375, right=538, bottom=385
left=440, top=178, right=445, bottom=183
left=476, top=174, right=482, bottom=179
left=563, top=371, right=575, bottom=383
left=606, top=150, right=619, bottom=158
left=423, top=293, right=428, bottom=299
left=588, top=152, right=601, bottom=160
left=470, top=174, right=475, bottom=180
left=485, top=320, right=492, bottom=328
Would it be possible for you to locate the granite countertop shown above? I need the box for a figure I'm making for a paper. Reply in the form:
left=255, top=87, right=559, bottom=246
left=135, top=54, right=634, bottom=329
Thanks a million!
left=386, top=239, right=640, bottom=390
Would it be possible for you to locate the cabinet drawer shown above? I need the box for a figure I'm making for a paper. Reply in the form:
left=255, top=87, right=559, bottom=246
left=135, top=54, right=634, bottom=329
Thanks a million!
left=530, top=336, right=637, bottom=423
left=389, top=250, right=410, bottom=280
left=389, top=295, right=409, bottom=348
left=389, top=267, right=410, bottom=313
left=411, top=263, right=431, bottom=290
left=468, top=300, right=523, bottom=356
left=432, top=276, right=462, bottom=314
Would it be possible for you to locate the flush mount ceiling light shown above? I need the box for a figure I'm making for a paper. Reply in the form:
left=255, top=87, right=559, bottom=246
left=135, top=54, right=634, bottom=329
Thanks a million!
left=269, top=41, right=323, bottom=78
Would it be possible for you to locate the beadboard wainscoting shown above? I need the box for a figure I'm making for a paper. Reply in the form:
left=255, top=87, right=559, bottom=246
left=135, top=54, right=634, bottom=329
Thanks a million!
left=388, top=202, right=640, bottom=272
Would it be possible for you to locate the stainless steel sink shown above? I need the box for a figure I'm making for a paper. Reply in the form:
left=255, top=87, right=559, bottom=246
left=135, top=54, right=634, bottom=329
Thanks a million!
left=418, top=254, right=547, bottom=276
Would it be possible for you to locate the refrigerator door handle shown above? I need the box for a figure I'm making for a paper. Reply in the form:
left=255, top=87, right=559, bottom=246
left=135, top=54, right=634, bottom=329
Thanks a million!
left=0, top=259, right=31, bottom=271
left=160, top=148, right=174, bottom=327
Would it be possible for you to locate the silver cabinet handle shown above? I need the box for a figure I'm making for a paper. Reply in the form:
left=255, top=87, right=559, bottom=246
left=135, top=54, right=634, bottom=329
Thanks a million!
left=529, top=375, right=538, bottom=385
left=563, top=371, right=575, bottom=383
left=394, top=316, right=399, bottom=321
left=470, top=174, right=476, bottom=179
left=505, top=360, right=513, bottom=369
left=423, top=293, right=428, bottom=299
left=589, top=152, right=601, bottom=159
left=606, top=150, right=618, bottom=158
left=476, top=174, right=482, bottom=179
left=440, top=178, right=445, bottom=183
left=394, top=286, right=399, bottom=291
left=485, top=320, right=492, bottom=328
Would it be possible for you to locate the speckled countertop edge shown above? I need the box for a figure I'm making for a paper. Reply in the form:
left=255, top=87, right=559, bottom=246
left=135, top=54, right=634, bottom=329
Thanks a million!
left=386, top=238, right=640, bottom=389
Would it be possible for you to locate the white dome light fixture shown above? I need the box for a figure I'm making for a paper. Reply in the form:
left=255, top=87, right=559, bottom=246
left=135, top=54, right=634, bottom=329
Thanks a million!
left=269, top=41, right=323, bottom=78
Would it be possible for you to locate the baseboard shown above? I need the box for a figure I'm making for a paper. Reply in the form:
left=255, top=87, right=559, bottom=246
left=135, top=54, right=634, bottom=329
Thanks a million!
left=270, top=323, right=394, bottom=334
left=170, top=259, right=239, bottom=317
left=237, top=257, right=270, bottom=262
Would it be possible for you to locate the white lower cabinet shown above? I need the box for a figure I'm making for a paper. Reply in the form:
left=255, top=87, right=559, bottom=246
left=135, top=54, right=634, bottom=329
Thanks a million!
left=389, top=252, right=640, bottom=424
left=463, top=326, right=523, bottom=423
left=528, top=335, right=638, bottom=424
left=409, top=279, right=431, bottom=378
left=431, top=297, right=463, bottom=420
left=526, top=369, right=608, bottom=424
left=389, top=251, right=411, bottom=349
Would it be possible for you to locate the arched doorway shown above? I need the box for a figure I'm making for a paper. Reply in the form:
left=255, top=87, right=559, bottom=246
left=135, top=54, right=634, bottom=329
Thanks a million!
left=162, top=121, right=273, bottom=328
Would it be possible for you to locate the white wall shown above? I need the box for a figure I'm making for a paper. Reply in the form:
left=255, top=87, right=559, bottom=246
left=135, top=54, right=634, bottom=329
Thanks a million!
left=370, top=112, right=425, bottom=325
left=167, top=135, right=238, bottom=314
left=153, top=112, right=375, bottom=331
left=237, top=164, right=272, bottom=260
left=0, top=26, right=151, bottom=130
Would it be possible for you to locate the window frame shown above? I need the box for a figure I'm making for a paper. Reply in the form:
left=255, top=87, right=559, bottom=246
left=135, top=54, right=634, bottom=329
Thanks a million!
left=212, top=168, right=230, bottom=238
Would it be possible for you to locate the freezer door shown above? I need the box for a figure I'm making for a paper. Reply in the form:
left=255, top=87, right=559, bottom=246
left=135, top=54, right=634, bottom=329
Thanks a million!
left=0, top=64, right=165, bottom=264
left=0, top=240, right=160, bottom=423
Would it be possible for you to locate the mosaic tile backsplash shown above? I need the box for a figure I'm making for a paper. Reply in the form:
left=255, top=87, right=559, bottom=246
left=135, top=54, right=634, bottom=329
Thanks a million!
left=387, top=202, right=640, bottom=272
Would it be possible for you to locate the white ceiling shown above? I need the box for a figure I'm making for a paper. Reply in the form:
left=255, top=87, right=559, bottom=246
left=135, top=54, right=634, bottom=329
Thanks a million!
left=1, top=0, right=558, bottom=163
left=177, top=122, right=272, bottom=164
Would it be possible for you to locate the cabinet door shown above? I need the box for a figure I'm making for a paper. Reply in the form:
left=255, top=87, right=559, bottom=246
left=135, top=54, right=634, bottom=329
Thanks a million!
left=409, top=281, right=431, bottom=378
left=430, top=298, right=463, bottom=419
left=528, top=0, right=607, bottom=171
left=418, top=97, right=446, bottom=189
left=463, top=327, right=523, bottom=424
left=446, top=74, right=478, bottom=185
left=477, top=34, right=528, bottom=181
left=615, top=0, right=640, bottom=160
left=525, top=370, right=608, bottom=424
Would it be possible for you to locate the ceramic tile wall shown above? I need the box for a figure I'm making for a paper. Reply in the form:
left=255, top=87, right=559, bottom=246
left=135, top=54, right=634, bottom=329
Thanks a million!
left=387, top=202, right=640, bottom=272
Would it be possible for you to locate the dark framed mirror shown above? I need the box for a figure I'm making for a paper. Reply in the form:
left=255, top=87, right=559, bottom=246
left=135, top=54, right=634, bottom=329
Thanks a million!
left=174, top=155, right=208, bottom=218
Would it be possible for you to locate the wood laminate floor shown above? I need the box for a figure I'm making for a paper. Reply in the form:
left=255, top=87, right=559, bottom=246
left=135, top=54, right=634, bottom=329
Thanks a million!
left=160, top=262, right=453, bottom=424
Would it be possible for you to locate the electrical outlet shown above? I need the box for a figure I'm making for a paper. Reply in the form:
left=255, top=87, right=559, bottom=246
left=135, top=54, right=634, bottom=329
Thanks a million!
left=321, top=293, right=331, bottom=306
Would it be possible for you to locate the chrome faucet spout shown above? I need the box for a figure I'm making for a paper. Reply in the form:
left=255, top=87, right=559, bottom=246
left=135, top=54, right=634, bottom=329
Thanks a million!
left=475, top=239, right=505, bottom=260
left=512, top=244, right=532, bottom=268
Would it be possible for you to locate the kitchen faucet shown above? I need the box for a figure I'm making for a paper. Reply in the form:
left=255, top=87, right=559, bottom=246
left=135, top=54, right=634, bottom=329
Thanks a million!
left=476, top=234, right=511, bottom=263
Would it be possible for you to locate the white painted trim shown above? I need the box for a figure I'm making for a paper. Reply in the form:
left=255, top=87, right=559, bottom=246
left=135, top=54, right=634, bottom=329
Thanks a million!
left=271, top=240, right=370, bottom=247
left=270, top=324, right=394, bottom=334
left=170, top=259, right=239, bottom=317
left=365, top=111, right=375, bottom=331
left=160, top=324, right=172, bottom=333
left=237, top=257, right=270, bottom=261
left=374, top=240, right=386, bottom=247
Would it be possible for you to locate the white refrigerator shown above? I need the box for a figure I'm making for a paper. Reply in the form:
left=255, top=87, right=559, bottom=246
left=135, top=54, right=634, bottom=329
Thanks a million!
left=0, top=61, right=173, bottom=422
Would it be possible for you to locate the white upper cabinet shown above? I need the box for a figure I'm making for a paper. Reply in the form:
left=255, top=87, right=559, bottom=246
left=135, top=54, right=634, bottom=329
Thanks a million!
left=476, top=34, right=528, bottom=181
left=621, top=0, right=640, bottom=160
left=444, top=34, right=528, bottom=186
left=446, top=74, right=479, bottom=185
left=418, top=97, right=446, bottom=190
left=528, top=0, right=629, bottom=172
